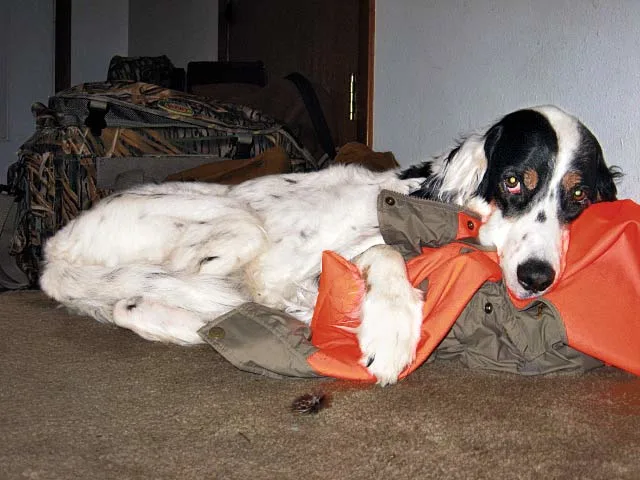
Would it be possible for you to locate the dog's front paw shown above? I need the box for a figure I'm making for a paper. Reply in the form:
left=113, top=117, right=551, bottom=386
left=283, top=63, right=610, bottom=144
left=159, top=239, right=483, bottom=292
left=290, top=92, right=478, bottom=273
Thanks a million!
left=357, top=288, right=423, bottom=386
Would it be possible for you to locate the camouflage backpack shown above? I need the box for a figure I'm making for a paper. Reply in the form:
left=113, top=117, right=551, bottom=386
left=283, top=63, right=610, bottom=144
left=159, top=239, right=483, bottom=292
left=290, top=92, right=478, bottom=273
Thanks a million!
left=5, top=81, right=320, bottom=285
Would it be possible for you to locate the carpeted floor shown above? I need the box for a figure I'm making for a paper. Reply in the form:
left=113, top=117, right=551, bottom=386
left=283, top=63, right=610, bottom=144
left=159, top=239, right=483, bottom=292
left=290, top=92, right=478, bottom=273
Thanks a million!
left=2, top=290, right=639, bottom=480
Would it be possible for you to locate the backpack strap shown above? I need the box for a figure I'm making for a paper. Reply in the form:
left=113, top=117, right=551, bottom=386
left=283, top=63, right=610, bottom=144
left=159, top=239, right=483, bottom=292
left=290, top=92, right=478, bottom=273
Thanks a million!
left=285, top=72, right=337, bottom=162
left=0, top=189, right=30, bottom=289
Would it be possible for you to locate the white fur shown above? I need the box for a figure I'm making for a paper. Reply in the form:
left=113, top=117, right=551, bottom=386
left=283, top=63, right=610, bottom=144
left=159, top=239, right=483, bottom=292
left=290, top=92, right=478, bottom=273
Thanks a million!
left=40, top=165, right=425, bottom=385
left=432, top=132, right=488, bottom=205
left=352, top=245, right=424, bottom=385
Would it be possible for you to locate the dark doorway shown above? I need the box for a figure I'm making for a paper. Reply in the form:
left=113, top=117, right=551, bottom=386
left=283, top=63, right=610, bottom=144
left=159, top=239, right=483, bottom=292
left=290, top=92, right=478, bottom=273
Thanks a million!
left=54, top=0, right=72, bottom=93
left=218, top=0, right=374, bottom=146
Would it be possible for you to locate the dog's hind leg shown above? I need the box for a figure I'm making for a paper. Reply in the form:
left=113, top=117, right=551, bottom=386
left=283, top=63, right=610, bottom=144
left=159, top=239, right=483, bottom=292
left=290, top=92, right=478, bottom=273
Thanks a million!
left=353, top=245, right=424, bottom=386
left=168, top=216, right=268, bottom=276
left=40, top=259, right=248, bottom=328
left=113, top=297, right=207, bottom=345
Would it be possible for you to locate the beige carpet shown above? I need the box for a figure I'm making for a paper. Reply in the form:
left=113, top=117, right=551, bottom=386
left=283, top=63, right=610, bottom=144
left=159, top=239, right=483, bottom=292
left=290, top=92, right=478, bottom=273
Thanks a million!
left=2, top=290, right=640, bottom=480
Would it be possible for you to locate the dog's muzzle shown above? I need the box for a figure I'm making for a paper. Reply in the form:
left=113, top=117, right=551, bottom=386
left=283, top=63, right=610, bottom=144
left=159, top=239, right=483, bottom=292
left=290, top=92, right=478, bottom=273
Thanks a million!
left=516, top=258, right=556, bottom=294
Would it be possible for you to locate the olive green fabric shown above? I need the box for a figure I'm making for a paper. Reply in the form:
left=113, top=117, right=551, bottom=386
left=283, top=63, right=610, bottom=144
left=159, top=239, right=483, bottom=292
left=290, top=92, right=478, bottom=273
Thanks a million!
left=198, top=302, right=320, bottom=379
left=200, top=191, right=601, bottom=378
left=435, top=282, right=603, bottom=374
left=377, top=189, right=475, bottom=259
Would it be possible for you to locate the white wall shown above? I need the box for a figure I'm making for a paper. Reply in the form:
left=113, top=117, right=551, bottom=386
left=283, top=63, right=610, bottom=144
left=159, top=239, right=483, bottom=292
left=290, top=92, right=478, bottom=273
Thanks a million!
left=0, top=0, right=54, bottom=184
left=373, top=0, right=640, bottom=201
left=71, top=0, right=129, bottom=84
left=129, top=0, right=218, bottom=68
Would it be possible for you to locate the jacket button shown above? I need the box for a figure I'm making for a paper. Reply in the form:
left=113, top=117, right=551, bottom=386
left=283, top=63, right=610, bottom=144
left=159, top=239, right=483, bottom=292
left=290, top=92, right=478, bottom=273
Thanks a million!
left=207, top=327, right=226, bottom=339
left=467, top=220, right=475, bottom=230
left=484, top=302, right=493, bottom=314
left=385, top=196, right=396, bottom=206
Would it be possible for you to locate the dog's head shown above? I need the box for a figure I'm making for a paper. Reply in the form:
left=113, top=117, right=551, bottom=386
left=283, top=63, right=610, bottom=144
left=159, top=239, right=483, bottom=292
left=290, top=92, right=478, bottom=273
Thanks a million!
left=424, top=106, right=621, bottom=299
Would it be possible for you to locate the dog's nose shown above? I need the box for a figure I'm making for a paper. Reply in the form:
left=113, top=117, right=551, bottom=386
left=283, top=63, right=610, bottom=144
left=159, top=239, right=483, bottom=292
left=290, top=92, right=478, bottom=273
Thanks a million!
left=517, top=259, right=555, bottom=293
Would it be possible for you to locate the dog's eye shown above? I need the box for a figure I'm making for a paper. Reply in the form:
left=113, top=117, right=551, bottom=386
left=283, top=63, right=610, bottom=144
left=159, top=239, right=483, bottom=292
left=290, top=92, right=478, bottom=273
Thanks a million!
left=572, top=187, right=587, bottom=202
left=504, top=176, right=521, bottom=194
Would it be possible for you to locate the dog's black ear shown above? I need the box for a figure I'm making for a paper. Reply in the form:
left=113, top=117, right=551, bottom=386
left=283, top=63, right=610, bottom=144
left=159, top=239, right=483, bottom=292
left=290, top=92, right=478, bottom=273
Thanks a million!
left=595, top=153, right=622, bottom=202
left=477, top=123, right=503, bottom=197
left=483, top=123, right=503, bottom=161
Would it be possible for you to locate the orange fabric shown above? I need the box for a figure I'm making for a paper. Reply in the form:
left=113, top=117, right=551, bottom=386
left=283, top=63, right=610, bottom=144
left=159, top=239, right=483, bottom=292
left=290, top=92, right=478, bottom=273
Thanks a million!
left=512, top=200, right=640, bottom=375
left=307, top=252, right=372, bottom=380
left=456, top=212, right=481, bottom=239
left=308, top=200, right=640, bottom=381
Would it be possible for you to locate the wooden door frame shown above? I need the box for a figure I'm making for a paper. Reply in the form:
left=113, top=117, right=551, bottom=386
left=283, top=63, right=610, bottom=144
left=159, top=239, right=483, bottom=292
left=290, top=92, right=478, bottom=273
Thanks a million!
left=357, top=0, right=375, bottom=146
left=218, top=0, right=375, bottom=146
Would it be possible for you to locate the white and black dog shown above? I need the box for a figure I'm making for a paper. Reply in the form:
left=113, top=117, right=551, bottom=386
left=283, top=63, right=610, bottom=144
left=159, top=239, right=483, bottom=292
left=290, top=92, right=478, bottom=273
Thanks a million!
left=40, top=105, right=620, bottom=385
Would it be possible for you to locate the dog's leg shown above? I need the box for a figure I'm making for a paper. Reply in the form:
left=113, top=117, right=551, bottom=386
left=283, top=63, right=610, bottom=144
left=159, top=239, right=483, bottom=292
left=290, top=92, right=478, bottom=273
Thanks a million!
left=353, top=245, right=424, bottom=386
left=113, top=297, right=207, bottom=345
left=169, top=217, right=267, bottom=275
